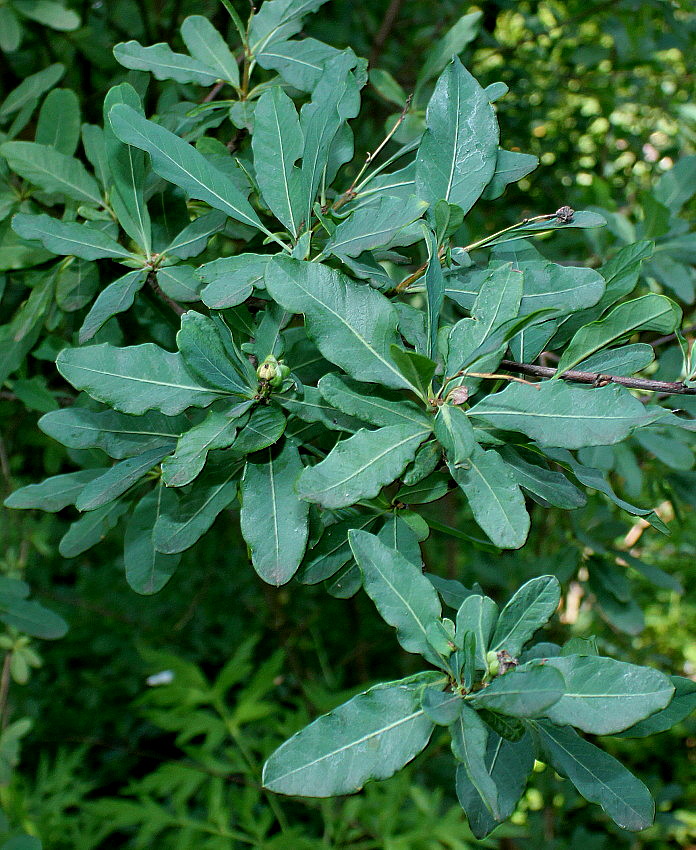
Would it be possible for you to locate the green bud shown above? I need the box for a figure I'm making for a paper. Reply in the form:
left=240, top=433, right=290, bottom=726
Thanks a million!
left=486, top=650, right=500, bottom=677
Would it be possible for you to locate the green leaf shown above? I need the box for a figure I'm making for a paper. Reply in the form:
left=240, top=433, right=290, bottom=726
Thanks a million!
left=59, top=500, right=130, bottom=558
left=0, top=64, right=64, bottom=121
left=0, top=597, right=68, bottom=640
left=240, top=443, right=309, bottom=586
left=421, top=686, right=463, bottom=725
left=279, top=385, right=363, bottom=433
left=164, top=210, right=227, bottom=261
left=298, top=423, right=430, bottom=508
left=12, top=214, right=133, bottom=261
left=4, top=469, right=100, bottom=512
left=482, top=149, right=538, bottom=200
left=469, top=381, right=656, bottom=450
left=448, top=446, right=530, bottom=549
left=298, top=515, right=376, bottom=584
left=533, top=655, right=674, bottom=734
left=370, top=68, right=407, bottom=106
left=265, top=257, right=414, bottom=390
left=446, top=263, right=522, bottom=384
left=252, top=87, right=306, bottom=239
left=162, top=410, right=240, bottom=487
left=455, top=594, right=498, bottom=670
left=450, top=705, right=500, bottom=818
left=324, top=196, right=426, bottom=261
left=103, top=84, right=151, bottom=253
left=469, top=666, right=564, bottom=717
left=76, top=446, right=170, bottom=511
left=109, top=105, right=266, bottom=235
left=57, top=343, right=224, bottom=416
left=491, top=576, right=561, bottom=657
left=249, top=0, right=331, bottom=54
left=113, top=40, right=219, bottom=85
left=39, top=407, right=182, bottom=459
left=262, top=672, right=438, bottom=796
left=598, top=240, right=654, bottom=307
left=79, top=270, right=146, bottom=343
left=231, top=406, right=287, bottom=455
left=653, top=155, right=696, bottom=212
left=199, top=253, right=270, bottom=309
left=491, top=240, right=605, bottom=316
left=388, top=346, right=437, bottom=399
left=318, top=373, right=431, bottom=428
left=177, top=311, right=252, bottom=396
left=499, top=448, right=586, bottom=509
left=181, top=16, right=240, bottom=88
left=533, top=720, right=654, bottom=831
left=14, top=1, right=80, bottom=30
left=349, top=530, right=442, bottom=665
left=124, top=486, right=181, bottom=594
left=35, top=88, right=80, bottom=155
left=153, top=464, right=241, bottom=554
left=396, top=471, right=449, bottom=505
left=556, top=294, right=682, bottom=376
left=416, top=57, right=498, bottom=214
left=0, top=142, right=101, bottom=206
left=456, top=732, right=534, bottom=838
left=415, top=12, right=482, bottom=91
left=576, top=343, right=654, bottom=375
left=423, top=229, right=444, bottom=359
left=434, top=404, right=476, bottom=467
left=299, top=52, right=362, bottom=223
left=616, top=676, right=696, bottom=738
left=257, top=38, right=343, bottom=92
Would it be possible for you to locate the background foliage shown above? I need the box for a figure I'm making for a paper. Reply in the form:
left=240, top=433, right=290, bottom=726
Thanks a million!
left=0, top=1, right=694, bottom=848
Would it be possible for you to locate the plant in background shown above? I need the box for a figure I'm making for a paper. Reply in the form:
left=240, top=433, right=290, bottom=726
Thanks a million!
left=1, top=0, right=695, bottom=841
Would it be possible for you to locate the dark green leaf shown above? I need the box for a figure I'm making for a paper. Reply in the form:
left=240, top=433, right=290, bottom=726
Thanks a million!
left=240, top=443, right=309, bottom=585
left=262, top=672, right=438, bottom=796
left=448, top=447, right=530, bottom=549
left=124, top=486, right=181, bottom=594
left=298, top=423, right=430, bottom=508
left=76, top=446, right=169, bottom=511
left=349, top=530, right=442, bottom=665
left=537, top=655, right=674, bottom=734
left=469, top=666, right=563, bottom=717
left=57, top=343, right=224, bottom=415
left=533, top=720, right=654, bottom=831
left=491, top=576, right=561, bottom=657
left=5, top=469, right=100, bottom=512
left=265, top=257, right=414, bottom=390
left=12, top=214, right=133, bottom=261
left=39, top=408, right=182, bottom=459
left=416, top=57, right=498, bottom=214
left=113, top=40, right=219, bottom=85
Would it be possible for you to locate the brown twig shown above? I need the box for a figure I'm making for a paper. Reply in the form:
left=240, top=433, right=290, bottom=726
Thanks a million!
left=202, top=80, right=226, bottom=103
left=147, top=271, right=185, bottom=317
left=369, top=0, right=404, bottom=66
left=499, top=359, right=696, bottom=395
left=651, top=323, right=696, bottom=348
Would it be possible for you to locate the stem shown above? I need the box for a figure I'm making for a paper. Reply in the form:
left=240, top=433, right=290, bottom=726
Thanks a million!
left=333, top=95, right=413, bottom=212
left=0, top=652, right=12, bottom=730
left=393, top=213, right=564, bottom=293
left=147, top=271, right=185, bottom=317
left=499, top=359, right=696, bottom=395
left=202, top=80, right=226, bottom=103
left=369, top=0, right=404, bottom=66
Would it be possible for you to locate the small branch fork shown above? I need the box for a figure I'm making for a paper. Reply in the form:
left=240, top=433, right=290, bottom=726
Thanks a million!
left=499, top=359, right=696, bottom=396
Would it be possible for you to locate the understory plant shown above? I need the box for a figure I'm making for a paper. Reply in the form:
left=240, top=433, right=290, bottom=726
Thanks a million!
left=1, top=0, right=695, bottom=840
